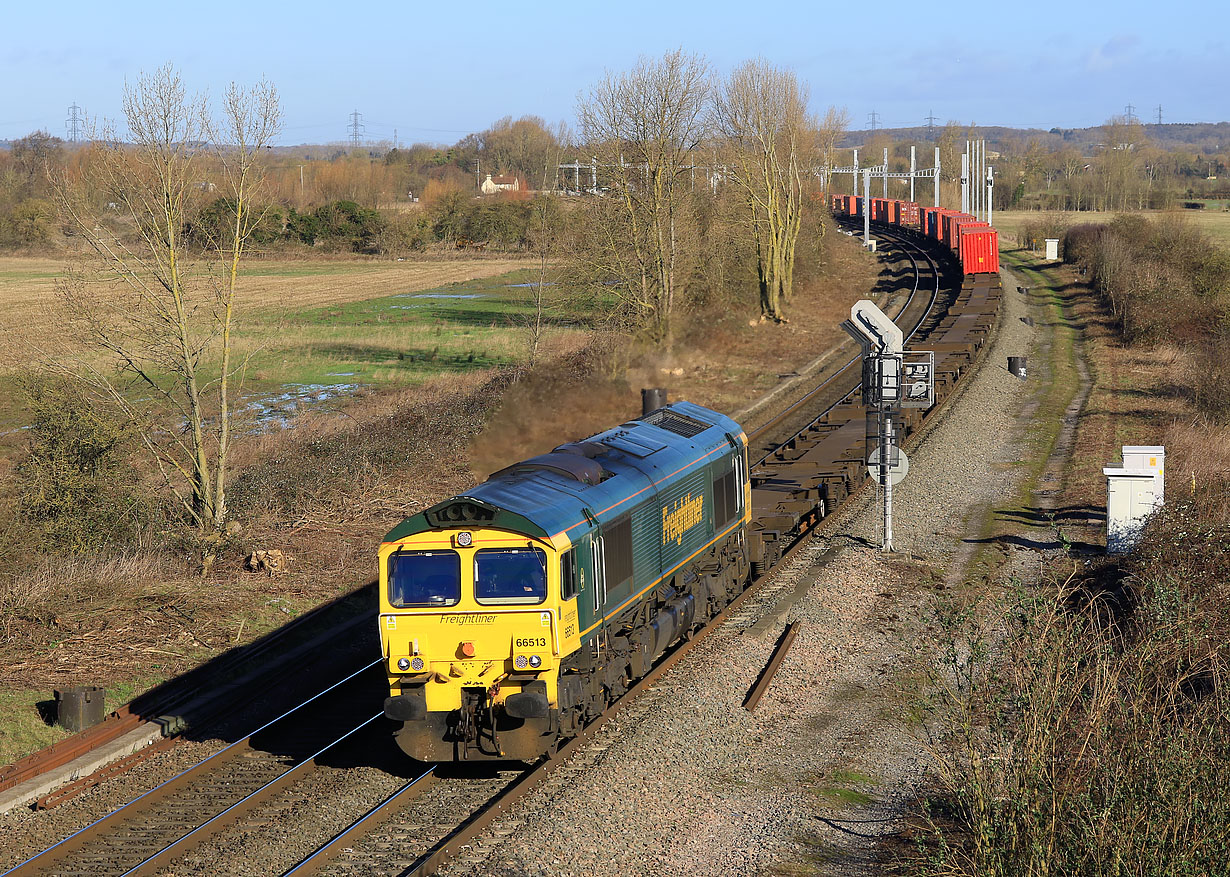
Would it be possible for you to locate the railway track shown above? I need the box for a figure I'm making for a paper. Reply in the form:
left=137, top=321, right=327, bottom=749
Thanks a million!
left=4, top=224, right=999, bottom=877
left=746, top=223, right=947, bottom=463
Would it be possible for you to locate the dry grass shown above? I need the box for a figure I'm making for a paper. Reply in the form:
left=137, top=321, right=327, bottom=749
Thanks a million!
left=903, top=245, right=1230, bottom=876
left=0, top=256, right=533, bottom=369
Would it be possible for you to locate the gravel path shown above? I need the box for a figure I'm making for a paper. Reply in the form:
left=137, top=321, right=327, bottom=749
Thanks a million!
left=442, top=272, right=1049, bottom=877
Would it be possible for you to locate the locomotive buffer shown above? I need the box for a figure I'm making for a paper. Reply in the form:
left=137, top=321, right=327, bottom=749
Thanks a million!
left=842, top=301, right=934, bottom=552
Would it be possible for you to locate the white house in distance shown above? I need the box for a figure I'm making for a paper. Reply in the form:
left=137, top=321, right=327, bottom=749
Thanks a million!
left=480, top=173, right=522, bottom=195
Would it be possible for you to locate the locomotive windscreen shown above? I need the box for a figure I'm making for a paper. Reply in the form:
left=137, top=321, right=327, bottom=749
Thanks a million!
left=389, top=550, right=461, bottom=607
left=474, top=548, right=548, bottom=605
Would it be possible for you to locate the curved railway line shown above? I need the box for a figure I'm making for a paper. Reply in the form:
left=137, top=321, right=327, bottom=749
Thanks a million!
left=3, top=223, right=1000, bottom=877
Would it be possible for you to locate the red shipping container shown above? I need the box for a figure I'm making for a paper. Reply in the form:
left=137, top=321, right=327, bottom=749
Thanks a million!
left=952, top=219, right=988, bottom=250
left=942, top=212, right=976, bottom=248
left=959, top=228, right=999, bottom=274
left=931, top=208, right=957, bottom=240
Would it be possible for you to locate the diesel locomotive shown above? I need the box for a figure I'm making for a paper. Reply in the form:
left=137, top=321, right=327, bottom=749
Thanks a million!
left=378, top=401, right=751, bottom=761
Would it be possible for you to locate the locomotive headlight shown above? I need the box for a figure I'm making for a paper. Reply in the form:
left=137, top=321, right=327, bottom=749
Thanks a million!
left=456, top=531, right=473, bottom=547
left=397, top=657, right=411, bottom=671
left=528, top=655, right=542, bottom=669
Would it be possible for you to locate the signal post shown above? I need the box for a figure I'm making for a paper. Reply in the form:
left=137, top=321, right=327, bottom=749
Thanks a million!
left=842, top=301, right=934, bottom=552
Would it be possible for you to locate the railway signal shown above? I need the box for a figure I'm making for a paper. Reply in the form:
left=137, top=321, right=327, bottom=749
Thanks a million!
left=842, top=300, right=933, bottom=552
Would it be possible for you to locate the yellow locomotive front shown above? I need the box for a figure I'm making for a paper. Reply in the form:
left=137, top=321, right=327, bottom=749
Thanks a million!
left=378, top=512, right=581, bottom=761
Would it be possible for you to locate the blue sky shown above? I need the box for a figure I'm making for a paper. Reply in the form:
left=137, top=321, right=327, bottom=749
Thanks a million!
left=2, top=0, right=1225, bottom=144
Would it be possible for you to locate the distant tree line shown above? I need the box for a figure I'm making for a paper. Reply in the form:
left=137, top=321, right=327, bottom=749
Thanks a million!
left=828, top=118, right=1230, bottom=214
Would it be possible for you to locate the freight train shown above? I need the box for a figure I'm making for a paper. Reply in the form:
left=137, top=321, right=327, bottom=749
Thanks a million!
left=829, top=194, right=1000, bottom=275
left=379, top=401, right=751, bottom=761
left=377, top=201, right=1002, bottom=763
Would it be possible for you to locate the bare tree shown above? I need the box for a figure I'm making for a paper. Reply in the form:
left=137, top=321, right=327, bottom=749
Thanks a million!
left=522, top=194, right=561, bottom=366
left=200, top=79, right=282, bottom=529
left=49, top=65, right=280, bottom=546
left=712, top=62, right=831, bottom=322
left=577, top=50, right=710, bottom=346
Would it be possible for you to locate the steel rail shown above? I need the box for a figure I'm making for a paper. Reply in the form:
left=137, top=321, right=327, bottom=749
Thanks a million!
left=117, top=713, right=385, bottom=877
left=742, top=226, right=934, bottom=447
left=743, top=622, right=801, bottom=712
left=3, top=657, right=385, bottom=877
left=750, top=225, right=943, bottom=468
left=746, top=234, right=925, bottom=446
left=282, top=767, right=438, bottom=877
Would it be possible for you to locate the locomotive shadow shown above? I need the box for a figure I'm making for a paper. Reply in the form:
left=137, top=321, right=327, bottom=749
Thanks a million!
left=132, top=584, right=430, bottom=777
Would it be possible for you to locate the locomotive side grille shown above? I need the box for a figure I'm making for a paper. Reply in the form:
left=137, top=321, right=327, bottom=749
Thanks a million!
left=714, top=468, right=737, bottom=528
left=604, top=515, right=635, bottom=588
left=641, top=409, right=709, bottom=438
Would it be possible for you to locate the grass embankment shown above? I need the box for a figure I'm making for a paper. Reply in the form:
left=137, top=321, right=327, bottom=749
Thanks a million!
left=906, top=233, right=1230, bottom=874
left=954, top=251, right=1086, bottom=591
left=0, top=230, right=885, bottom=768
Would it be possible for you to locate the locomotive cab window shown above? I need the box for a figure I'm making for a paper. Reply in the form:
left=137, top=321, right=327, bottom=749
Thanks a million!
left=388, top=550, right=461, bottom=607
left=560, top=550, right=578, bottom=601
left=474, top=548, right=548, bottom=605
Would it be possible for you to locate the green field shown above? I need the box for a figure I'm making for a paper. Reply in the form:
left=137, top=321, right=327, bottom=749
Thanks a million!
left=0, top=259, right=582, bottom=444
left=237, top=270, right=585, bottom=391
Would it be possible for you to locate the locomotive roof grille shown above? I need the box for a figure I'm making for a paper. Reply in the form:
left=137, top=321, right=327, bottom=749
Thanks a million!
left=640, top=408, right=710, bottom=438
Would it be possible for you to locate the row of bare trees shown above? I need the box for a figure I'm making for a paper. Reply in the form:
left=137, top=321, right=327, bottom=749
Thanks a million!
left=36, top=55, right=842, bottom=550
left=576, top=51, right=847, bottom=341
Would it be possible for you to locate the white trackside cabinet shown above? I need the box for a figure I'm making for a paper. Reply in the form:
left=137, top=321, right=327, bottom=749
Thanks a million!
left=1103, top=467, right=1162, bottom=554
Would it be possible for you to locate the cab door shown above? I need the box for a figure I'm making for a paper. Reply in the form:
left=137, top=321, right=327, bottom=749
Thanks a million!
left=571, top=525, right=607, bottom=633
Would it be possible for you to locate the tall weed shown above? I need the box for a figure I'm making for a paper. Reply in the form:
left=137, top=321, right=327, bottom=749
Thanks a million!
left=912, top=487, right=1230, bottom=877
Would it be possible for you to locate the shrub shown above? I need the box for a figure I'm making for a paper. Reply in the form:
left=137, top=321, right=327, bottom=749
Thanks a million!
left=15, top=378, right=154, bottom=553
left=187, top=197, right=286, bottom=248
left=914, top=554, right=1230, bottom=875
left=287, top=200, right=386, bottom=252
left=1064, top=216, right=1230, bottom=352
left=1018, top=214, right=1068, bottom=252
left=375, top=211, right=433, bottom=256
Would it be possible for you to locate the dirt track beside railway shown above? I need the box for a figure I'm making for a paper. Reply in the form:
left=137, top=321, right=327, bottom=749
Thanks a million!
left=438, top=260, right=1080, bottom=877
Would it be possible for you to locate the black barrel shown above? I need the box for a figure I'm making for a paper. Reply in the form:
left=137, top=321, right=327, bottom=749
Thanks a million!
left=641, top=387, right=668, bottom=415
left=1008, top=356, right=1028, bottom=379
left=55, top=685, right=106, bottom=732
